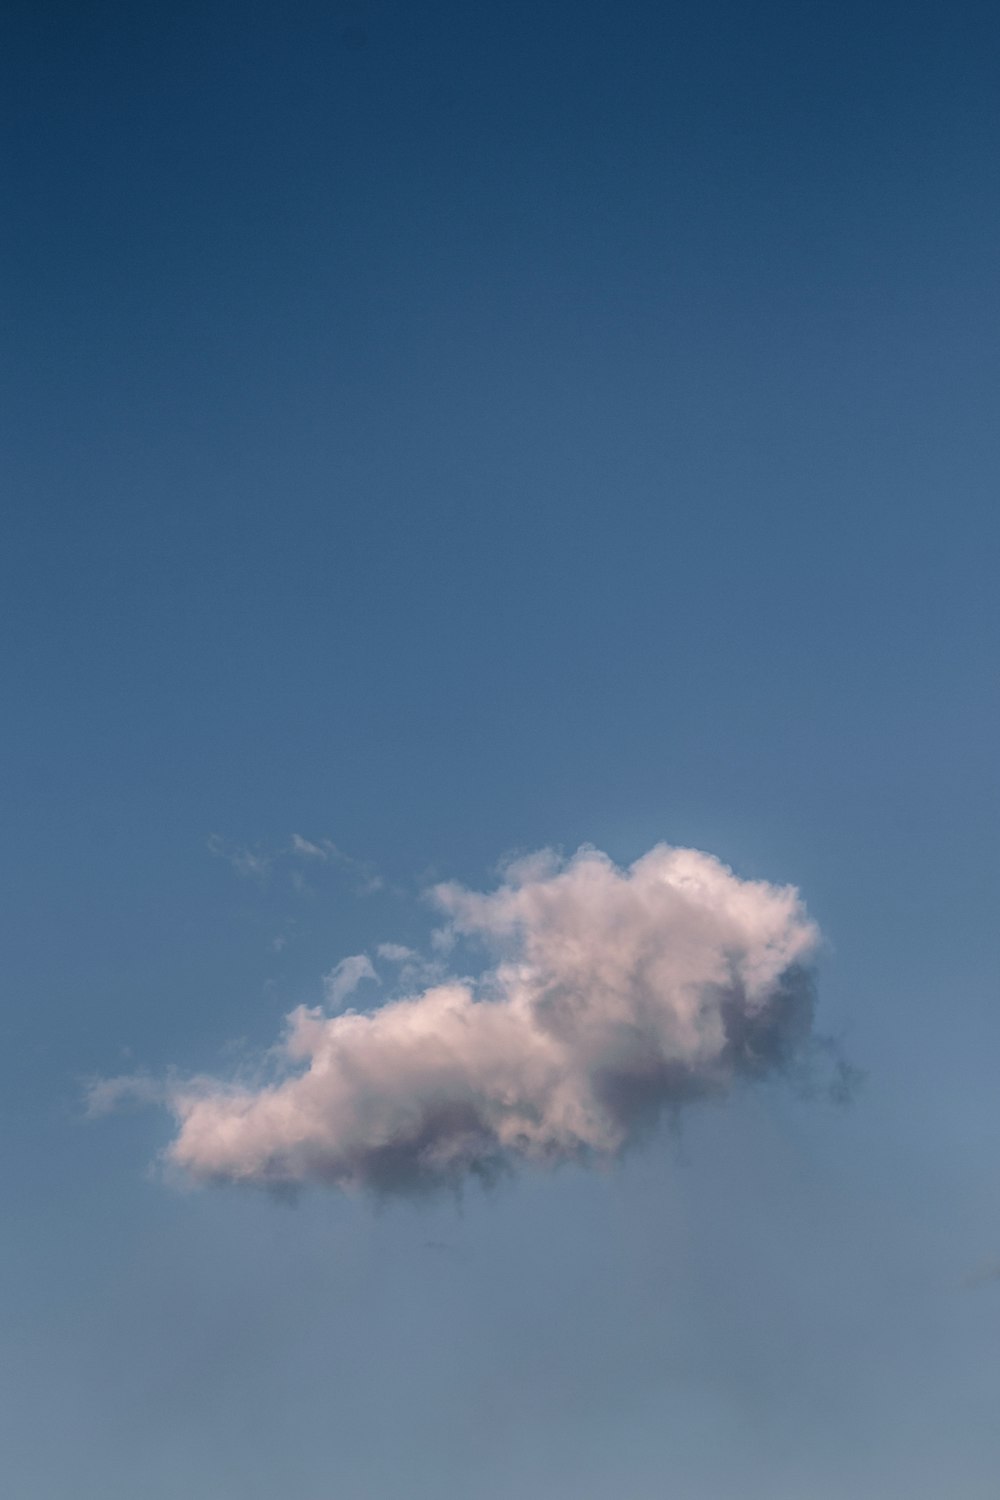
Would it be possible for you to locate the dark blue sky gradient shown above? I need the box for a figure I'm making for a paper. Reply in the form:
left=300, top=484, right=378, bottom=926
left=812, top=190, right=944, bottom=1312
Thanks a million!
left=2, top=4, right=999, bottom=1495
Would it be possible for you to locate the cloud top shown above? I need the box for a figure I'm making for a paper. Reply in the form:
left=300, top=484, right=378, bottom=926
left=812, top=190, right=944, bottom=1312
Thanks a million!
left=146, top=843, right=821, bottom=1196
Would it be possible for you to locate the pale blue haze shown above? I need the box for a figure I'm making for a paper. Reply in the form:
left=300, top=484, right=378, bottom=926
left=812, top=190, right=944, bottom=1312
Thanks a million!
left=1, top=1, right=998, bottom=1495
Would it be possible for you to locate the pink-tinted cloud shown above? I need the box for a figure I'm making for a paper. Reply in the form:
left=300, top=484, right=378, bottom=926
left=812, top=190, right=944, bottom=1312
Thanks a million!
left=149, top=843, right=820, bottom=1195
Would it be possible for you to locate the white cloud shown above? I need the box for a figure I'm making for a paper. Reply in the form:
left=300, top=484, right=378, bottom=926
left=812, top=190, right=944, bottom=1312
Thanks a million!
left=208, top=831, right=384, bottom=900
left=207, top=835, right=270, bottom=880
left=84, top=1072, right=167, bottom=1117
left=289, top=834, right=337, bottom=861
left=323, top=953, right=377, bottom=1010
left=377, top=943, right=416, bottom=963
left=376, top=942, right=446, bottom=995
left=287, top=834, right=383, bottom=895
left=150, top=843, right=821, bottom=1195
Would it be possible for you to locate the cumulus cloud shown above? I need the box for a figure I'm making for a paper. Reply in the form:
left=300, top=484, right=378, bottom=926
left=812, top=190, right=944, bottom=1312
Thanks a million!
left=132, top=843, right=823, bottom=1196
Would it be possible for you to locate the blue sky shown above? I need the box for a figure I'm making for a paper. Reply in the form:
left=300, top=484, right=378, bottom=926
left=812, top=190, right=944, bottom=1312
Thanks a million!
left=2, top=1, right=998, bottom=1494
